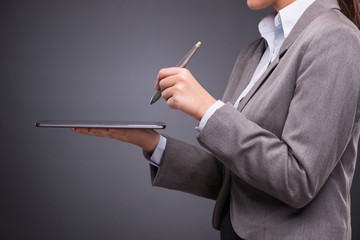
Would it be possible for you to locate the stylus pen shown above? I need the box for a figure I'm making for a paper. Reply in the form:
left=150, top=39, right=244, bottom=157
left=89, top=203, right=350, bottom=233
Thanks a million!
left=149, top=41, right=202, bottom=105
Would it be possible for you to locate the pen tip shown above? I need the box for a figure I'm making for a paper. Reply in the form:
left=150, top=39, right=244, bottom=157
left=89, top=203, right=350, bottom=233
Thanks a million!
left=196, top=41, right=201, bottom=48
left=149, top=97, right=155, bottom=105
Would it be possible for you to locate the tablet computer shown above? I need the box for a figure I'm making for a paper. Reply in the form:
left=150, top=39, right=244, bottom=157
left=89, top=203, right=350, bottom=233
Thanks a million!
left=35, top=120, right=166, bottom=129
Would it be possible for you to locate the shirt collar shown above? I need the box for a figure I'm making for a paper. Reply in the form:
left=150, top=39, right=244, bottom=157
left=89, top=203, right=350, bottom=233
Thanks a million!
left=258, top=12, right=277, bottom=53
left=279, top=0, right=316, bottom=38
left=258, top=0, right=316, bottom=40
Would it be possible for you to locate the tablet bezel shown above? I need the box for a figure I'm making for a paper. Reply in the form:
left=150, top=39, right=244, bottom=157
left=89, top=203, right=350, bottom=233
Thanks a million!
left=35, top=120, right=166, bottom=129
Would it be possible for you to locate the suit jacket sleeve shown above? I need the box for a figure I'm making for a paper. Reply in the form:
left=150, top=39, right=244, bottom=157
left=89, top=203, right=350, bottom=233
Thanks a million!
left=147, top=41, right=262, bottom=200
left=197, top=20, right=360, bottom=208
left=150, top=135, right=223, bottom=200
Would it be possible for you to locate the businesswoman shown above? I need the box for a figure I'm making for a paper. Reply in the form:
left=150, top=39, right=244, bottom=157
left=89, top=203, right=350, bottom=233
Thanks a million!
left=73, top=0, right=360, bottom=239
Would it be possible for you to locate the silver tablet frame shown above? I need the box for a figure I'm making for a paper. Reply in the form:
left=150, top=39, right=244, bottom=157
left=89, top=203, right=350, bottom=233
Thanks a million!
left=35, top=120, right=166, bottom=129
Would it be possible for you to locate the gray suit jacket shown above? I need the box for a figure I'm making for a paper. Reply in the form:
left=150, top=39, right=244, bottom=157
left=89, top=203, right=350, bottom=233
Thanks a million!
left=149, top=0, right=360, bottom=239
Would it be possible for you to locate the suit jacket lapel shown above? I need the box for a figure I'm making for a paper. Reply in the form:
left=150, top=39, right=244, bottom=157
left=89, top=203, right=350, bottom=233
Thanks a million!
left=237, top=0, right=340, bottom=112
left=237, top=55, right=279, bottom=111
left=226, top=40, right=265, bottom=105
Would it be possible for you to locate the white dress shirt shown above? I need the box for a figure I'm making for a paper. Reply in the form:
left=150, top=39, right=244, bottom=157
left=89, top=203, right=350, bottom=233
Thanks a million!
left=149, top=0, right=316, bottom=165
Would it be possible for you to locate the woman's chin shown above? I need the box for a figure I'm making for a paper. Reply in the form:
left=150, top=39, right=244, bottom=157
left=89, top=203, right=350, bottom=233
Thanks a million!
left=246, top=0, right=269, bottom=10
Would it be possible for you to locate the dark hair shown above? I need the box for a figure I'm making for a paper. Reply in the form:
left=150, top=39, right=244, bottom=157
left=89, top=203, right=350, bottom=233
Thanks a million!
left=337, top=0, right=360, bottom=28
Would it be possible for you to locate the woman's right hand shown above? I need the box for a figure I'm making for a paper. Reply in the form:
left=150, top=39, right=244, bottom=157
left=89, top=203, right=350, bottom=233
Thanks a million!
left=71, top=128, right=160, bottom=153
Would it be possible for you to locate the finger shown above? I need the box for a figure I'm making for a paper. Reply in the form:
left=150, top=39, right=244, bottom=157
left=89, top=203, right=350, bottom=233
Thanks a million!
left=161, top=86, right=173, bottom=101
left=154, top=77, right=161, bottom=90
left=107, top=128, right=128, bottom=139
left=72, top=128, right=89, bottom=134
left=165, top=92, right=181, bottom=110
left=161, top=84, right=183, bottom=109
left=157, top=67, right=184, bottom=82
left=73, top=128, right=111, bottom=137
left=88, top=128, right=111, bottom=137
left=156, top=67, right=189, bottom=90
left=155, top=68, right=177, bottom=90
left=159, top=75, right=178, bottom=91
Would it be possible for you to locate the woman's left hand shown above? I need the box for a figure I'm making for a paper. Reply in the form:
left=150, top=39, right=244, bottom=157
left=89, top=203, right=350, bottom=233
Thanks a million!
left=71, top=128, right=160, bottom=153
left=155, top=67, right=216, bottom=120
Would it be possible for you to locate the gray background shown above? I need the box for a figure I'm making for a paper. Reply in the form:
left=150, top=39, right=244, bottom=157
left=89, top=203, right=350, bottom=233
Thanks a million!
left=1, top=0, right=359, bottom=239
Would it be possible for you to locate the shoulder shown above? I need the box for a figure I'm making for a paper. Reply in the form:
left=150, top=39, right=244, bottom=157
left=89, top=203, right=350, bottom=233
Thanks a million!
left=293, top=8, right=360, bottom=68
left=293, top=9, right=360, bottom=90
left=304, top=9, right=360, bottom=46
